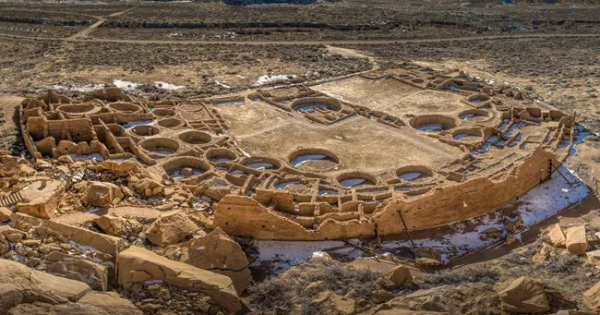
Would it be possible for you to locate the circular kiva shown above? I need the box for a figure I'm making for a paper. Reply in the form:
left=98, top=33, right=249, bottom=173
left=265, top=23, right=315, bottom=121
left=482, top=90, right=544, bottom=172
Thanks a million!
left=290, top=97, right=342, bottom=112
left=153, top=108, right=177, bottom=117
left=178, top=130, right=213, bottom=146
left=140, top=137, right=180, bottom=156
left=409, top=114, right=456, bottom=132
left=131, top=125, right=160, bottom=136
left=336, top=171, right=378, bottom=188
left=108, top=102, right=143, bottom=113
left=157, top=118, right=183, bottom=128
left=467, top=93, right=491, bottom=104
left=178, top=103, right=204, bottom=113
left=287, top=148, right=339, bottom=172
left=205, top=148, right=238, bottom=164
left=396, top=165, right=434, bottom=183
left=162, top=156, right=212, bottom=179
left=458, top=109, right=492, bottom=121
left=242, top=157, right=282, bottom=170
left=452, top=128, right=483, bottom=142
left=56, top=104, right=99, bottom=115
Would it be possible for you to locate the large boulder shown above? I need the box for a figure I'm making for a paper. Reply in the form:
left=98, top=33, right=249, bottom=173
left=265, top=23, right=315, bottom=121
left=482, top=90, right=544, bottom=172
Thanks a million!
left=583, top=280, right=600, bottom=310
left=0, top=258, right=91, bottom=312
left=7, top=292, right=143, bottom=315
left=498, top=277, right=549, bottom=313
left=94, top=215, right=143, bottom=238
left=180, top=227, right=252, bottom=294
left=117, top=246, right=241, bottom=313
left=84, top=182, right=123, bottom=208
left=0, top=207, right=11, bottom=223
left=547, top=224, right=566, bottom=247
left=565, top=226, right=588, bottom=255
left=145, top=211, right=197, bottom=246
left=16, top=180, right=66, bottom=219
left=46, top=257, right=108, bottom=291
left=387, top=265, right=414, bottom=287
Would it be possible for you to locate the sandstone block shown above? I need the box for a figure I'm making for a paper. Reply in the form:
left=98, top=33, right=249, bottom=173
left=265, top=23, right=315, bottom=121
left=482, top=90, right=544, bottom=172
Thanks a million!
left=117, top=246, right=241, bottom=313
left=145, top=211, right=197, bottom=246
left=498, top=277, right=549, bottom=313
left=565, top=226, right=588, bottom=255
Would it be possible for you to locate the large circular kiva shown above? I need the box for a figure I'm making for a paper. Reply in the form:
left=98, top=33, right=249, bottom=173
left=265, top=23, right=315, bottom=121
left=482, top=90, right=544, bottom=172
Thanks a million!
left=205, top=148, right=238, bottom=164
left=157, top=118, right=183, bottom=128
left=288, top=148, right=339, bottom=172
left=242, top=157, right=282, bottom=170
left=109, top=102, right=142, bottom=113
left=409, top=115, right=456, bottom=132
left=178, top=130, right=213, bottom=145
left=291, top=97, right=341, bottom=112
left=396, top=166, right=433, bottom=182
left=131, top=125, right=160, bottom=136
left=140, top=138, right=180, bottom=155
left=458, top=109, right=491, bottom=121
left=153, top=108, right=177, bottom=117
left=336, top=171, right=377, bottom=188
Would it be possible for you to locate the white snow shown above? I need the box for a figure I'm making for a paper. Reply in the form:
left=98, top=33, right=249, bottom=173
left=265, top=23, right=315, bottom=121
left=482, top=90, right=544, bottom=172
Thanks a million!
left=250, top=240, right=346, bottom=269
left=113, top=79, right=141, bottom=91
left=254, top=74, right=297, bottom=86
left=51, top=83, right=106, bottom=93
left=68, top=153, right=104, bottom=161
left=382, top=165, right=590, bottom=261
left=154, top=81, right=185, bottom=91
left=122, top=120, right=154, bottom=129
left=215, top=80, right=231, bottom=89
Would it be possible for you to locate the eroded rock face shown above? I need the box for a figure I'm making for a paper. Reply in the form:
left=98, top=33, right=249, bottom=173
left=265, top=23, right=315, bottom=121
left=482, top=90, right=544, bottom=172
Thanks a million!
left=145, top=211, right=197, bottom=246
left=498, top=277, right=549, bottom=313
left=46, top=257, right=109, bottom=292
left=180, top=227, right=252, bottom=294
left=0, top=258, right=91, bottom=311
left=84, top=182, right=124, bottom=208
left=117, top=246, right=241, bottom=313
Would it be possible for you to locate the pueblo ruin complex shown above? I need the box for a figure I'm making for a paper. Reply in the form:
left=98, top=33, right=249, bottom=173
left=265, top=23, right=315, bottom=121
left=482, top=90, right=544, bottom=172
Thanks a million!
left=19, top=68, right=578, bottom=241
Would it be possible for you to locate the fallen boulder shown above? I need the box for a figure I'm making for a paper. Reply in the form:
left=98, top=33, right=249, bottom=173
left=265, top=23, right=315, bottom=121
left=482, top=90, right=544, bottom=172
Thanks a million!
left=6, top=291, right=143, bottom=315
left=387, top=265, right=414, bottom=287
left=547, top=224, right=566, bottom=247
left=94, top=215, right=143, bottom=238
left=583, top=280, right=600, bottom=310
left=0, top=258, right=91, bottom=310
left=132, top=178, right=164, bottom=197
left=117, top=246, right=241, bottom=313
left=145, top=211, right=197, bottom=246
left=16, top=180, right=66, bottom=219
left=498, top=277, right=549, bottom=313
left=84, top=182, right=123, bottom=208
left=180, top=227, right=252, bottom=294
left=46, top=257, right=108, bottom=291
left=565, top=226, right=588, bottom=255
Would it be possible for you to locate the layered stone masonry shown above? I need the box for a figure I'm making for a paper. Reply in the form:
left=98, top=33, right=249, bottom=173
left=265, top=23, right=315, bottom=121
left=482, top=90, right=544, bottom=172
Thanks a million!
left=19, top=68, right=578, bottom=241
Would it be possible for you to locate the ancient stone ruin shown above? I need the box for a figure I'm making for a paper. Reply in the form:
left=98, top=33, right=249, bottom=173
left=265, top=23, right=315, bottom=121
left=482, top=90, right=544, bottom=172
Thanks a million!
left=19, top=68, right=579, bottom=241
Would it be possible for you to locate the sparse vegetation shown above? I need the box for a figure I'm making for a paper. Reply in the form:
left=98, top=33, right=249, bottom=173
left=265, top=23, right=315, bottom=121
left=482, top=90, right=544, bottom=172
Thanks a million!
left=421, top=265, right=499, bottom=287
left=247, top=261, right=383, bottom=312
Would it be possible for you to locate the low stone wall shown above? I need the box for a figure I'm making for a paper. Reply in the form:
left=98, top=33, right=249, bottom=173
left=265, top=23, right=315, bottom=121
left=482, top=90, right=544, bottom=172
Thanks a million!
left=214, top=146, right=558, bottom=240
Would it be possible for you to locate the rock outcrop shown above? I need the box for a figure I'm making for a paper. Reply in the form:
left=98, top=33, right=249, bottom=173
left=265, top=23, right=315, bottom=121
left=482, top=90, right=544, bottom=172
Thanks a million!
left=117, top=246, right=241, bottom=313
left=498, top=277, right=549, bottom=313
left=145, top=211, right=197, bottom=246
left=0, top=258, right=91, bottom=311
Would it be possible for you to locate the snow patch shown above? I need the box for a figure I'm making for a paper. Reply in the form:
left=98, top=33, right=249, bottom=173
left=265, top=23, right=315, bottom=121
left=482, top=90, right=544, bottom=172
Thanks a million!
left=254, top=74, right=297, bottom=86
